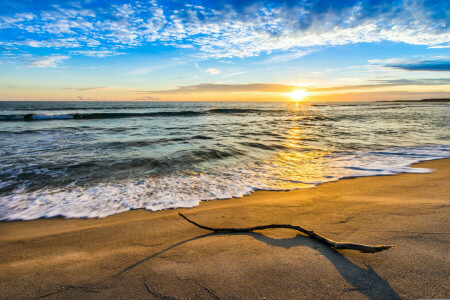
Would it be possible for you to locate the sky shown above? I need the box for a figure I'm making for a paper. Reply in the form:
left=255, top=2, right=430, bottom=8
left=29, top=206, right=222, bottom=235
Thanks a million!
left=0, top=0, right=449, bottom=102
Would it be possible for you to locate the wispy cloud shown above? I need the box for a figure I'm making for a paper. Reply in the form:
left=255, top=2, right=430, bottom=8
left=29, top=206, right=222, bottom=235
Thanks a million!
left=193, top=63, right=220, bottom=75
left=127, top=60, right=187, bottom=76
left=70, top=50, right=126, bottom=57
left=63, top=86, right=111, bottom=91
left=137, top=83, right=298, bottom=94
left=22, top=38, right=81, bottom=48
left=206, top=68, right=220, bottom=75
left=264, top=51, right=312, bottom=63
left=27, top=55, right=70, bottom=68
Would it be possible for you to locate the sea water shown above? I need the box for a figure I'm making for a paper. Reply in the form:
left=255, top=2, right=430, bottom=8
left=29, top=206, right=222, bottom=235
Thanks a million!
left=0, top=101, right=449, bottom=220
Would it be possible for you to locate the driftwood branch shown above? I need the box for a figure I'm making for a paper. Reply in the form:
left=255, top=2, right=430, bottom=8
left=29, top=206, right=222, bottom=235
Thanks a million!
left=179, top=213, right=393, bottom=253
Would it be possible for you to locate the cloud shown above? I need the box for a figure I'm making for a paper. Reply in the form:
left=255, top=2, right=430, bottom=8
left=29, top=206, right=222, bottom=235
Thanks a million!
left=137, top=83, right=297, bottom=94
left=428, top=45, right=450, bottom=49
left=0, top=1, right=449, bottom=59
left=194, top=63, right=220, bottom=75
left=264, top=51, right=312, bottom=63
left=135, top=95, right=160, bottom=101
left=308, top=90, right=450, bottom=102
left=27, top=55, right=70, bottom=67
left=307, top=78, right=450, bottom=92
left=63, top=86, right=111, bottom=91
left=75, top=96, right=95, bottom=101
left=138, top=77, right=450, bottom=95
left=22, top=38, right=81, bottom=48
left=70, top=50, right=126, bottom=57
left=206, top=68, right=220, bottom=75
left=371, top=58, right=450, bottom=72
left=223, top=66, right=276, bottom=78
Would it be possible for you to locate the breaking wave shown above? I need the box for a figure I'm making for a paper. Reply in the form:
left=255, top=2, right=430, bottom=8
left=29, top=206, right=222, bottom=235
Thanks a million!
left=0, top=108, right=285, bottom=121
left=1, top=146, right=449, bottom=220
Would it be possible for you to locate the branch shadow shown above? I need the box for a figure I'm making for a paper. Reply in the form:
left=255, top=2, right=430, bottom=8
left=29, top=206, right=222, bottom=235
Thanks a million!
left=114, top=233, right=215, bottom=277
left=247, top=232, right=400, bottom=299
left=116, top=232, right=400, bottom=299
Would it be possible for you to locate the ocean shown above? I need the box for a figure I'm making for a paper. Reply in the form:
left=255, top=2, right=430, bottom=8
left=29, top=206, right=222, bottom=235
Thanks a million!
left=0, top=101, right=449, bottom=220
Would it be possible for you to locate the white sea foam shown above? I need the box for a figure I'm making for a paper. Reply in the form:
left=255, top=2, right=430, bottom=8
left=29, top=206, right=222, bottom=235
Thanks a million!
left=1, top=146, right=448, bottom=220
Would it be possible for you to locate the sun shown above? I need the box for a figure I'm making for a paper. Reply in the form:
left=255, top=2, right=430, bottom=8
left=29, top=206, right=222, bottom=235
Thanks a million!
left=287, top=89, right=309, bottom=101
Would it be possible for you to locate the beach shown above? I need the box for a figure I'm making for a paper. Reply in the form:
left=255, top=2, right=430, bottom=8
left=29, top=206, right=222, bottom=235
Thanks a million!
left=0, top=158, right=448, bottom=299
left=2, top=0, right=449, bottom=298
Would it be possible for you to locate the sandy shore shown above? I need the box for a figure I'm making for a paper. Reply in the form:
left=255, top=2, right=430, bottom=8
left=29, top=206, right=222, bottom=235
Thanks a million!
left=1, top=159, right=449, bottom=299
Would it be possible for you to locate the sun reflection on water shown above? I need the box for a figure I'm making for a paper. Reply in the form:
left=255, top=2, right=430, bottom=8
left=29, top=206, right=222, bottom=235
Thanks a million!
left=260, top=103, right=338, bottom=189
left=285, top=127, right=303, bottom=149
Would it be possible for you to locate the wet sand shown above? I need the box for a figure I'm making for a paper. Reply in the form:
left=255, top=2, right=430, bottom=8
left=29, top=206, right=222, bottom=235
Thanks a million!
left=1, top=159, right=449, bottom=299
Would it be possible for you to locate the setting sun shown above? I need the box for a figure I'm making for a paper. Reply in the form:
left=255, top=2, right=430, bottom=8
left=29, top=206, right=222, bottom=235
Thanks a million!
left=287, top=89, right=309, bottom=101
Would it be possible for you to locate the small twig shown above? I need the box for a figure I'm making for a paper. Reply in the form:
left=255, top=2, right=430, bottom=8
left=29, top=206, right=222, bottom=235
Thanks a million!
left=179, top=213, right=393, bottom=253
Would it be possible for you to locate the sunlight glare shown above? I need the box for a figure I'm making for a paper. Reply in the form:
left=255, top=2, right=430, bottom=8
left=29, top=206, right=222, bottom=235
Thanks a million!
left=287, top=89, right=309, bottom=101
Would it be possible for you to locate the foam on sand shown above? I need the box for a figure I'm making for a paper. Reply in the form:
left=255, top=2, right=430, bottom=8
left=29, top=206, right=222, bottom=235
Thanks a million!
left=1, top=146, right=448, bottom=220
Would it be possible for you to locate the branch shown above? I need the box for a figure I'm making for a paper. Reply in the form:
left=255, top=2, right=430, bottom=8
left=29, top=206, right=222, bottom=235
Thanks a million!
left=179, top=213, right=393, bottom=253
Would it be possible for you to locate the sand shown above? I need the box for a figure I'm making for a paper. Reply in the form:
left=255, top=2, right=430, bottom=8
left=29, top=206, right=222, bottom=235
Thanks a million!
left=0, top=159, right=449, bottom=299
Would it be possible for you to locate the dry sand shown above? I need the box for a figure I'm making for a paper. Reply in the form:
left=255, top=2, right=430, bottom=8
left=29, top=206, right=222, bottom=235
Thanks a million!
left=0, top=159, right=449, bottom=299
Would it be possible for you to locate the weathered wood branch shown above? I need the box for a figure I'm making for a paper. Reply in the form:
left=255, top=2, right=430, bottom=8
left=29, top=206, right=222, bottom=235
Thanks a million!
left=179, top=213, right=393, bottom=253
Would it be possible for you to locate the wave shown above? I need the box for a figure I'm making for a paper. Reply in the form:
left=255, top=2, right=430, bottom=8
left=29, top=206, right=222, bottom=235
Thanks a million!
left=0, top=114, right=74, bottom=121
left=1, top=145, right=449, bottom=220
left=240, top=141, right=286, bottom=151
left=209, top=108, right=268, bottom=114
left=3, top=106, right=146, bottom=111
left=0, top=103, right=176, bottom=111
left=0, top=108, right=282, bottom=121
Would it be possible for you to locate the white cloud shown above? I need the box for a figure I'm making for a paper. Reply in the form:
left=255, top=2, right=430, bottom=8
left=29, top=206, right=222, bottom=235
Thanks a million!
left=27, top=55, right=70, bottom=68
left=71, top=50, right=125, bottom=57
left=264, top=51, right=312, bottom=63
left=0, top=1, right=449, bottom=59
left=207, top=68, right=220, bottom=75
left=428, top=45, right=450, bottom=49
left=15, top=13, right=35, bottom=21
left=23, top=38, right=81, bottom=48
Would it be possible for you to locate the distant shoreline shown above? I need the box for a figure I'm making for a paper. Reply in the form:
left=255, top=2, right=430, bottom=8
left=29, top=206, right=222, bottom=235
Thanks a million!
left=376, top=98, right=450, bottom=103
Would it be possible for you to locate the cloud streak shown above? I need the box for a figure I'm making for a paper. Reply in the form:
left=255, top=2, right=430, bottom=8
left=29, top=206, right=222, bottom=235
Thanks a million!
left=307, top=78, right=450, bottom=92
left=26, top=55, right=70, bottom=68
left=137, top=83, right=298, bottom=94
left=138, top=78, right=450, bottom=95
left=70, top=50, right=126, bottom=58
left=378, top=58, right=450, bottom=72
left=63, top=86, right=112, bottom=91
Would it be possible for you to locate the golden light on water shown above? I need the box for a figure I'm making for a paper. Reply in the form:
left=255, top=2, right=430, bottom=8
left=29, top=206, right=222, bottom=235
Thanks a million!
left=286, top=127, right=303, bottom=149
left=261, top=108, right=337, bottom=189
left=287, top=89, right=309, bottom=101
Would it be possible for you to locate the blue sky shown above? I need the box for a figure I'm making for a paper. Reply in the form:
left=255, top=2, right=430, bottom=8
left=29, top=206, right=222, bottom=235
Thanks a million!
left=0, top=0, right=449, bottom=101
